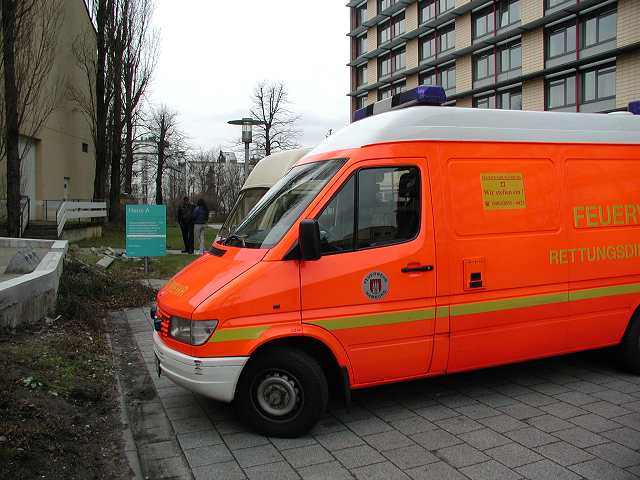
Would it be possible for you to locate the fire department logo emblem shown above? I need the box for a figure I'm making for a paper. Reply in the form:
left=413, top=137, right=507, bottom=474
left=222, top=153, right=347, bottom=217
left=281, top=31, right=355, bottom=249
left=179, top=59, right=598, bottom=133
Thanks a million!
left=362, top=271, right=389, bottom=300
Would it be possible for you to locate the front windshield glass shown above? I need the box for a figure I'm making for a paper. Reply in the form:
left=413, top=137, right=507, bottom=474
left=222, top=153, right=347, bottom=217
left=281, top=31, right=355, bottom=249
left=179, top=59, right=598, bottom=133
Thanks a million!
left=218, top=188, right=268, bottom=241
left=225, top=159, right=344, bottom=249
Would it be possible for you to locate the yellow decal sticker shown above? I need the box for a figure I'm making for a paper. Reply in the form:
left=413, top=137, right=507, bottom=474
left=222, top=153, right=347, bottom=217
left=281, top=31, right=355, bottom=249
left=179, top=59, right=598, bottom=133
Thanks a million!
left=165, top=279, right=189, bottom=297
left=549, top=243, right=640, bottom=264
left=573, top=204, right=640, bottom=228
left=480, top=173, right=526, bottom=210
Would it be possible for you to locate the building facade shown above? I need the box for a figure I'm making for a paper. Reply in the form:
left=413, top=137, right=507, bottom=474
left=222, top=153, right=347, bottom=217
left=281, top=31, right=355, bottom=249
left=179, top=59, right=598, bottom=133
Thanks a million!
left=348, top=0, right=640, bottom=118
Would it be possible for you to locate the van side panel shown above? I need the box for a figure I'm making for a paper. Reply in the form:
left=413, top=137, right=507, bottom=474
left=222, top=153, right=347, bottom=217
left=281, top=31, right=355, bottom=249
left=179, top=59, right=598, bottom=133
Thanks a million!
left=435, top=142, right=570, bottom=372
left=565, top=152, right=640, bottom=350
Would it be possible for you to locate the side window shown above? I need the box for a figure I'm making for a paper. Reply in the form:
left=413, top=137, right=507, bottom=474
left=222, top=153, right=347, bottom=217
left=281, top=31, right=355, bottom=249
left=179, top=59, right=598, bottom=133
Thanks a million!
left=316, top=166, right=420, bottom=254
left=357, top=167, right=420, bottom=248
left=317, top=176, right=355, bottom=253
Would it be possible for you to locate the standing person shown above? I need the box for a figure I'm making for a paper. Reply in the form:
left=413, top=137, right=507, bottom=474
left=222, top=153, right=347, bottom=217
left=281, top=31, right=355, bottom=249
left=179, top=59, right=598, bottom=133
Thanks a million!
left=177, top=196, right=194, bottom=254
left=193, top=198, right=210, bottom=255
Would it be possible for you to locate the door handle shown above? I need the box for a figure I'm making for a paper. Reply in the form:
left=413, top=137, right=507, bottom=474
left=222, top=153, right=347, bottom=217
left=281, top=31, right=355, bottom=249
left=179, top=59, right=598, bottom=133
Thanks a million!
left=401, top=265, right=434, bottom=273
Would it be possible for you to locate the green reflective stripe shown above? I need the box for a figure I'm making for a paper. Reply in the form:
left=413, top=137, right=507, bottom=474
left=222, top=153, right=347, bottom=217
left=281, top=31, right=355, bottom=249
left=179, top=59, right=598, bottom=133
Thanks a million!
left=210, top=326, right=268, bottom=343
left=436, top=306, right=449, bottom=318
left=450, top=292, right=568, bottom=317
left=569, top=283, right=640, bottom=302
left=308, top=308, right=436, bottom=331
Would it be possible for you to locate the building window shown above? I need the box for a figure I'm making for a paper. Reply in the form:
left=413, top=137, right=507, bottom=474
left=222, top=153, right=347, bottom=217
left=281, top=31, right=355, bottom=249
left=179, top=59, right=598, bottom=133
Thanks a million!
left=419, top=0, right=436, bottom=24
left=419, top=33, right=436, bottom=61
left=438, top=0, right=455, bottom=14
left=356, top=34, right=367, bottom=57
left=547, top=74, right=576, bottom=110
left=546, top=0, right=575, bottom=12
left=378, top=11, right=405, bottom=45
left=498, top=41, right=521, bottom=73
left=475, top=93, right=496, bottom=109
left=499, top=88, right=522, bottom=109
left=379, top=0, right=398, bottom=13
left=419, top=69, right=437, bottom=85
left=440, top=64, right=456, bottom=91
left=356, top=95, right=368, bottom=110
left=547, top=23, right=576, bottom=58
left=474, top=50, right=495, bottom=82
left=438, top=24, right=455, bottom=53
left=379, top=19, right=391, bottom=44
left=355, top=2, right=367, bottom=28
left=356, top=63, right=368, bottom=87
left=378, top=46, right=406, bottom=78
left=474, top=88, right=522, bottom=109
left=378, top=80, right=406, bottom=100
left=473, top=5, right=495, bottom=40
left=498, top=0, right=520, bottom=29
left=392, top=11, right=406, bottom=38
left=583, top=9, right=616, bottom=48
left=582, top=64, right=615, bottom=104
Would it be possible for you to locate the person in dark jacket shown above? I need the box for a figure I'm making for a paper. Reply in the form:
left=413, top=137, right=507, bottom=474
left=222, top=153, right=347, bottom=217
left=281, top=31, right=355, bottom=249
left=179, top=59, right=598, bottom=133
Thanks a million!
left=193, top=198, right=210, bottom=255
left=177, top=196, right=194, bottom=254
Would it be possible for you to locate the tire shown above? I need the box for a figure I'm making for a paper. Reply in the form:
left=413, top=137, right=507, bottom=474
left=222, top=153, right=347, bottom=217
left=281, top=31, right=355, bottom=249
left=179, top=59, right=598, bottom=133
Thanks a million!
left=234, top=348, right=328, bottom=437
left=618, top=311, right=640, bottom=374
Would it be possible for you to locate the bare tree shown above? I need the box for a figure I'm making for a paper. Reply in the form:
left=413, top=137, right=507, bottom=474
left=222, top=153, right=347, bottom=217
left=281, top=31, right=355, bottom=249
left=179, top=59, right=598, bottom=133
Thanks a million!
left=146, top=104, right=182, bottom=205
left=1, top=0, right=63, bottom=236
left=122, top=0, right=157, bottom=194
left=249, top=81, right=301, bottom=157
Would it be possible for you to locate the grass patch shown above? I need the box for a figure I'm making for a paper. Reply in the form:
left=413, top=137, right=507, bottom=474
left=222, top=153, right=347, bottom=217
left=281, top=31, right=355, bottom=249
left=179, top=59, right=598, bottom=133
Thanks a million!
left=76, top=224, right=219, bottom=251
left=75, top=249, right=198, bottom=280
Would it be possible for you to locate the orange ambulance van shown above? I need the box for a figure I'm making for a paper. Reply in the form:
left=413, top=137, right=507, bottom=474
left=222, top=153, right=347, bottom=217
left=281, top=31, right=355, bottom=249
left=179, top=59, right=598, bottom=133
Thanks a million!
left=153, top=86, right=640, bottom=437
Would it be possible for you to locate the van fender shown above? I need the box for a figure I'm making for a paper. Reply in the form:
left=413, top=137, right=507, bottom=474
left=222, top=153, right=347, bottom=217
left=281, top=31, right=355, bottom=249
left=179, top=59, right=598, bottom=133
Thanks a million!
left=247, top=323, right=354, bottom=384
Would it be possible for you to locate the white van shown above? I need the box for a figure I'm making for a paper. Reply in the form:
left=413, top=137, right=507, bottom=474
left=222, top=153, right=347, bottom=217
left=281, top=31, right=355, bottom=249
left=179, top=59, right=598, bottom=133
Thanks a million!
left=216, top=148, right=311, bottom=242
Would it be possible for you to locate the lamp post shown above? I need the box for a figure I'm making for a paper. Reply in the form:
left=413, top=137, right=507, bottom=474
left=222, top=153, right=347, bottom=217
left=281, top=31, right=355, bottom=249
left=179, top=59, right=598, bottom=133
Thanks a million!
left=227, top=117, right=264, bottom=179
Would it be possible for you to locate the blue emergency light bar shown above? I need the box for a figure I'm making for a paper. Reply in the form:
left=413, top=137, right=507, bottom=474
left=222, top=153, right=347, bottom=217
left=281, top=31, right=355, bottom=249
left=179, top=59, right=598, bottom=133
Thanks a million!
left=629, top=101, right=640, bottom=115
left=353, top=85, right=447, bottom=122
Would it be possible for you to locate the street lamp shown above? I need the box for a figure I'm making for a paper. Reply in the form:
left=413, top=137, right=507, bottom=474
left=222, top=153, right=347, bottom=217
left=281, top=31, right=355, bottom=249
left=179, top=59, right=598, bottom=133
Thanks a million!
left=227, top=117, right=264, bottom=178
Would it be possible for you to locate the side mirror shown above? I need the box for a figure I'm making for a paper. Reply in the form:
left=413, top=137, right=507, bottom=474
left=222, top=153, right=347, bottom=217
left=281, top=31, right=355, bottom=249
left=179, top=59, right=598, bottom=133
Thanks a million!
left=299, top=219, right=321, bottom=261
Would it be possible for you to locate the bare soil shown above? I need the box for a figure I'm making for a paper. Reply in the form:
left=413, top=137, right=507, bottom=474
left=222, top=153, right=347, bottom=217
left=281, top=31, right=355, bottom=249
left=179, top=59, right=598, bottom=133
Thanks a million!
left=0, top=255, right=156, bottom=480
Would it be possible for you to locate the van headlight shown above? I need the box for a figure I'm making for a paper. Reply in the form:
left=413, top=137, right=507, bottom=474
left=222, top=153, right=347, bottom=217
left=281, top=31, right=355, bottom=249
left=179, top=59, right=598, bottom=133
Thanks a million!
left=169, top=317, right=218, bottom=345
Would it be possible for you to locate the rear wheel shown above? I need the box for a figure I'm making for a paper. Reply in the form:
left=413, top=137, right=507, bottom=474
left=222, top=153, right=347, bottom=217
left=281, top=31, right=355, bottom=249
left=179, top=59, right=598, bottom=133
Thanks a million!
left=618, top=311, right=640, bottom=374
left=234, top=348, right=328, bottom=437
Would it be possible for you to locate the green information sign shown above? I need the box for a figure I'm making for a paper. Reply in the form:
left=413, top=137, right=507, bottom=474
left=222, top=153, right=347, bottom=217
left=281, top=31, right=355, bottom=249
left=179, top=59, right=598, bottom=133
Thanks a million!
left=126, top=205, right=166, bottom=257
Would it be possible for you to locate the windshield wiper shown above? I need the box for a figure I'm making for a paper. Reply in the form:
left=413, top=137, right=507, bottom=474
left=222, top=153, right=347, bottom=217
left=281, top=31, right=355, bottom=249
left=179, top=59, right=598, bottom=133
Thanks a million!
left=224, top=234, right=247, bottom=247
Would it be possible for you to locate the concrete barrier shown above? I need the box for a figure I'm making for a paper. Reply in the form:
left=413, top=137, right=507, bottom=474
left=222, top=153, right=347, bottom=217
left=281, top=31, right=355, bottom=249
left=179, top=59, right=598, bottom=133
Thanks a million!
left=0, top=238, right=68, bottom=329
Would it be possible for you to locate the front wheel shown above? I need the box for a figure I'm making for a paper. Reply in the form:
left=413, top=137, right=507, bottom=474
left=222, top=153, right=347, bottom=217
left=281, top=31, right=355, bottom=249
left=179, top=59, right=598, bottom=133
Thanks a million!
left=234, top=348, right=328, bottom=437
left=618, top=311, right=640, bottom=374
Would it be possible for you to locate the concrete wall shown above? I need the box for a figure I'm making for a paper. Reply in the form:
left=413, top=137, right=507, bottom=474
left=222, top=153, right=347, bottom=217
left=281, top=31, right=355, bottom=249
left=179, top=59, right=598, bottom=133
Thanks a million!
left=616, top=53, right=640, bottom=108
left=456, top=56, right=473, bottom=94
left=36, top=0, right=96, bottom=204
left=521, top=0, right=544, bottom=24
left=457, top=96, right=472, bottom=108
left=456, top=13, right=472, bottom=50
left=618, top=0, right=640, bottom=48
left=522, top=28, right=544, bottom=75
left=523, top=78, right=545, bottom=111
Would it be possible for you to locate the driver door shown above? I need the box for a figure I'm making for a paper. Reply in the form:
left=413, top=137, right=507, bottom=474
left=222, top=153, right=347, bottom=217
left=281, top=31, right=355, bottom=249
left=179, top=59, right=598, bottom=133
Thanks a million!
left=300, top=159, right=437, bottom=385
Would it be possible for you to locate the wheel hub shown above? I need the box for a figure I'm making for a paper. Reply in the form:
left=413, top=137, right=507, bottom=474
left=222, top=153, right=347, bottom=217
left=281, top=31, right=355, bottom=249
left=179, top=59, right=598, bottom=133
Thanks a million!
left=256, top=372, right=299, bottom=417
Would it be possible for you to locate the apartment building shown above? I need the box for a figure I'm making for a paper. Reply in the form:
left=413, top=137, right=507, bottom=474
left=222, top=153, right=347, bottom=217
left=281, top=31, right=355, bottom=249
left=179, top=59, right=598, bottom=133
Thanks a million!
left=347, top=0, right=640, bottom=118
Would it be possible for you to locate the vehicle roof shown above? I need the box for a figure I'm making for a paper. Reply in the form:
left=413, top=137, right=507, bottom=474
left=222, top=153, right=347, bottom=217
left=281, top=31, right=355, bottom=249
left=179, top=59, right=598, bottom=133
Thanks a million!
left=242, top=148, right=312, bottom=190
left=309, top=106, right=640, bottom=156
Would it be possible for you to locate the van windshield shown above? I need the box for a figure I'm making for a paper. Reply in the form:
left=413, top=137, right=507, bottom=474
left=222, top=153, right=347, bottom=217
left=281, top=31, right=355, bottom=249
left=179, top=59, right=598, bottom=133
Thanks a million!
left=225, top=159, right=344, bottom=249
left=217, top=188, right=268, bottom=242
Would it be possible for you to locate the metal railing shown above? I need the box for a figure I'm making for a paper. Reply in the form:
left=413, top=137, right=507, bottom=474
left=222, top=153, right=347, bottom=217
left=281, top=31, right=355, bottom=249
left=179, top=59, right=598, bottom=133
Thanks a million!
left=56, top=201, right=107, bottom=238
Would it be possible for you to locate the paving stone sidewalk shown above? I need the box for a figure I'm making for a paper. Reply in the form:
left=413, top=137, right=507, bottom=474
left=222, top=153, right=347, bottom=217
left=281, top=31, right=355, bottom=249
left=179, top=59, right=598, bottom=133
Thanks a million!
left=122, top=306, right=640, bottom=480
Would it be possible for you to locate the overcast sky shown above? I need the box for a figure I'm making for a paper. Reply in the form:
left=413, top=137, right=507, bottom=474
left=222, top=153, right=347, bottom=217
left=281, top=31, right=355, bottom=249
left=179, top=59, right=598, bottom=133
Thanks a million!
left=150, top=1, right=351, bottom=155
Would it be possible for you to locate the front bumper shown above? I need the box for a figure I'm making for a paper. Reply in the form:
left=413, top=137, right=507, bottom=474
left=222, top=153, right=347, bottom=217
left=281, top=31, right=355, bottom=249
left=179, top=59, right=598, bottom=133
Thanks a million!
left=153, top=332, right=249, bottom=402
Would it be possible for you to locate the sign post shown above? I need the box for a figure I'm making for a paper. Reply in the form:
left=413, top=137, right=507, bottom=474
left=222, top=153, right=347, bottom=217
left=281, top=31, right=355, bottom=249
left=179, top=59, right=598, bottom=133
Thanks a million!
left=126, top=205, right=167, bottom=279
